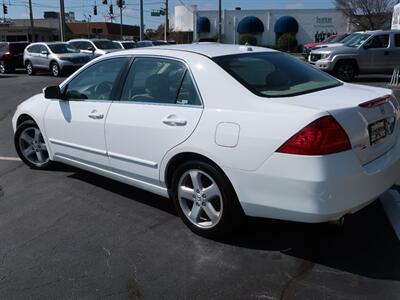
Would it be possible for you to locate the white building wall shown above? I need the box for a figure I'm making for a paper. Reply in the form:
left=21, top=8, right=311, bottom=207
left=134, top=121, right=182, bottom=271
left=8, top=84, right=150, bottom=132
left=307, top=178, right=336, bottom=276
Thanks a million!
left=185, top=8, right=349, bottom=46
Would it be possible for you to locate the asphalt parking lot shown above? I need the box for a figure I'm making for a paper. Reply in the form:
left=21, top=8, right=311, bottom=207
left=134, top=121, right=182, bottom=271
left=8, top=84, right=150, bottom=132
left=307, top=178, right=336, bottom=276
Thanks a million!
left=1, top=71, right=400, bottom=300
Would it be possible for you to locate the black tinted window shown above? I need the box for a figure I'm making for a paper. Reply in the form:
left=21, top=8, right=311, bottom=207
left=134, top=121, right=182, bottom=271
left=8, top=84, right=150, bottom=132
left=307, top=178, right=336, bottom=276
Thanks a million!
left=93, top=40, right=120, bottom=50
left=9, top=43, right=28, bottom=53
left=0, top=43, right=7, bottom=52
left=213, top=52, right=342, bottom=97
left=121, top=42, right=136, bottom=49
left=366, top=35, right=389, bottom=49
left=48, top=43, right=79, bottom=53
left=64, top=58, right=126, bottom=100
left=395, top=34, right=400, bottom=47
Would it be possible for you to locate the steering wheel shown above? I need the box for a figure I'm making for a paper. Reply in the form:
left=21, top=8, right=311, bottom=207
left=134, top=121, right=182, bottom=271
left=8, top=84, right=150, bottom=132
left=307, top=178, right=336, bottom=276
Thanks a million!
left=94, top=81, right=113, bottom=100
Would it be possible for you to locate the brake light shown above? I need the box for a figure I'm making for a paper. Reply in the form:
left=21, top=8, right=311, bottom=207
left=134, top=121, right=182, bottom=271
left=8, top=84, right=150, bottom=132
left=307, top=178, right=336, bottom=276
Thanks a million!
left=277, top=115, right=351, bottom=155
left=359, top=95, right=390, bottom=108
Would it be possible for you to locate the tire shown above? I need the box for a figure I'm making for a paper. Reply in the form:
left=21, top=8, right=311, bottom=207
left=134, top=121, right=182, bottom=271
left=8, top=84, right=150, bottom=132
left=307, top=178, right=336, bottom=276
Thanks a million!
left=334, top=61, right=356, bottom=82
left=0, top=61, right=7, bottom=74
left=51, top=61, right=61, bottom=77
left=14, top=120, right=52, bottom=169
left=26, top=61, right=35, bottom=76
left=170, top=160, right=244, bottom=238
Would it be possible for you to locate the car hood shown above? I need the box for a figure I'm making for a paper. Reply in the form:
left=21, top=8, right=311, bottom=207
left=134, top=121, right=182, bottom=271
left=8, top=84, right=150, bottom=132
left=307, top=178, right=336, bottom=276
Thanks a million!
left=311, top=45, right=358, bottom=55
left=313, top=43, right=344, bottom=49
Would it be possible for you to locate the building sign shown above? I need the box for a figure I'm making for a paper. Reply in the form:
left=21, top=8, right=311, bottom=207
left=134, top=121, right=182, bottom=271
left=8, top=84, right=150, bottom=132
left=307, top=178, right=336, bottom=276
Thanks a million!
left=314, top=16, right=334, bottom=28
left=392, top=3, right=400, bottom=30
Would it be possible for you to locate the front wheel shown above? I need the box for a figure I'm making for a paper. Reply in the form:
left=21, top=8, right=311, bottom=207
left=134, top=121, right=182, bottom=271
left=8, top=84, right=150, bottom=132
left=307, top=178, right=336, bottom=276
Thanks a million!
left=171, top=160, right=243, bottom=238
left=334, top=62, right=356, bottom=82
left=0, top=61, right=8, bottom=74
left=14, top=120, right=52, bottom=169
left=51, top=62, right=61, bottom=77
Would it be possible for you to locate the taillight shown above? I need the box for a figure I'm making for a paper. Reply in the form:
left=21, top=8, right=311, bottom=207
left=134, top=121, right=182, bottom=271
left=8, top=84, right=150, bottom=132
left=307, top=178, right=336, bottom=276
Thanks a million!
left=3, top=52, right=11, bottom=59
left=359, top=95, right=390, bottom=108
left=276, top=115, right=351, bottom=155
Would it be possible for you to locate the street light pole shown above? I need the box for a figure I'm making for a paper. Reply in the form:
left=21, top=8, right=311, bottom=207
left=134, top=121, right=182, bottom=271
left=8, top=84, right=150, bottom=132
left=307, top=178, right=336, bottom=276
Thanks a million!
left=164, top=0, right=168, bottom=41
left=218, top=0, right=222, bottom=43
left=59, top=0, right=66, bottom=41
left=140, top=0, right=144, bottom=40
left=28, top=0, right=35, bottom=42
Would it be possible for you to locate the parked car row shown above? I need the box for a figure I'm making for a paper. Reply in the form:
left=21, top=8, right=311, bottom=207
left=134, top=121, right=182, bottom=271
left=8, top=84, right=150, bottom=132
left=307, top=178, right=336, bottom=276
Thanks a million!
left=0, top=39, right=169, bottom=76
left=307, top=30, right=400, bottom=81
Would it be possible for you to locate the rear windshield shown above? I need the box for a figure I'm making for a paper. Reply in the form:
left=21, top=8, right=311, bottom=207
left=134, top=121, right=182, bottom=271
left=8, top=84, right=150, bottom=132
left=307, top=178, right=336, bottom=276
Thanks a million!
left=93, top=40, right=121, bottom=50
left=9, top=43, right=29, bottom=53
left=213, top=52, right=342, bottom=98
left=48, top=43, right=79, bottom=53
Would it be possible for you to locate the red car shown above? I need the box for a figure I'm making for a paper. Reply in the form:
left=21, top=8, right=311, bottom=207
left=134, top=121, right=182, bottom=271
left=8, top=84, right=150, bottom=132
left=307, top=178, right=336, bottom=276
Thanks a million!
left=0, top=42, right=29, bottom=74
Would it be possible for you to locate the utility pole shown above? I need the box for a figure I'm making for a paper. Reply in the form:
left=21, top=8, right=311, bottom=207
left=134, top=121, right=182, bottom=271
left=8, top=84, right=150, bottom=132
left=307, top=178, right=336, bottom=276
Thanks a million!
left=28, top=0, right=35, bottom=42
left=59, top=0, right=66, bottom=41
left=140, top=0, right=144, bottom=40
left=218, top=0, right=222, bottom=43
left=164, top=0, right=168, bottom=41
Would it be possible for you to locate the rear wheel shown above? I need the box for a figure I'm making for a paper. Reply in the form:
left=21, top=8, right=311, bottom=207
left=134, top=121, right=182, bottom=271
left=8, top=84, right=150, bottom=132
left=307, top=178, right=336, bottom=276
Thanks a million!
left=26, top=61, right=35, bottom=76
left=0, top=60, right=10, bottom=74
left=171, top=160, right=243, bottom=238
left=334, top=61, right=356, bottom=82
left=14, top=120, right=52, bottom=169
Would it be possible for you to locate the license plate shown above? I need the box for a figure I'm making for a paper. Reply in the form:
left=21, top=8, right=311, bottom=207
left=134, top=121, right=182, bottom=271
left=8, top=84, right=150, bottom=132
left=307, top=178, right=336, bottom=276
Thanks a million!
left=369, top=119, right=387, bottom=145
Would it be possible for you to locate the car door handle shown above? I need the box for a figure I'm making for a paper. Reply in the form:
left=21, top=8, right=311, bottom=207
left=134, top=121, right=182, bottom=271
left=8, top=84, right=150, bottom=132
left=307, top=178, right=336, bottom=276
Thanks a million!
left=88, top=110, right=104, bottom=120
left=162, top=115, right=187, bottom=126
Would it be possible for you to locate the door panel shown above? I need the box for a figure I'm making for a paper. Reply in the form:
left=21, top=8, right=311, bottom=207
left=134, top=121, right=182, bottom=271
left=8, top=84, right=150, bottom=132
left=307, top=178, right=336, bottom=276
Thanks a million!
left=105, top=57, right=203, bottom=184
left=45, top=100, right=111, bottom=166
left=44, top=57, right=128, bottom=167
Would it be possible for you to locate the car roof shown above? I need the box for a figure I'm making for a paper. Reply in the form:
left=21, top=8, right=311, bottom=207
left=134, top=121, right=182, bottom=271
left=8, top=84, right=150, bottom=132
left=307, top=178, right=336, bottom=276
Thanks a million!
left=135, top=43, right=276, bottom=58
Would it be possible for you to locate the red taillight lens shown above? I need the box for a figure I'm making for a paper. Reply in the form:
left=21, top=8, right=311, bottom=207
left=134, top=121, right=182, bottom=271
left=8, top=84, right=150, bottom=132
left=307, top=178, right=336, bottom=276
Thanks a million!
left=276, top=115, right=351, bottom=155
left=358, top=95, right=390, bottom=108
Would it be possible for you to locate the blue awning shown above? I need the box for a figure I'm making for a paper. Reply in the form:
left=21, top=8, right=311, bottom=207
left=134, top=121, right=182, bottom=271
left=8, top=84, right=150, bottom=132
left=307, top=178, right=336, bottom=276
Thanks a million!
left=237, top=16, right=264, bottom=34
left=197, top=17, right=210, bottom=33
left=274, top=16, right=299, bottom=33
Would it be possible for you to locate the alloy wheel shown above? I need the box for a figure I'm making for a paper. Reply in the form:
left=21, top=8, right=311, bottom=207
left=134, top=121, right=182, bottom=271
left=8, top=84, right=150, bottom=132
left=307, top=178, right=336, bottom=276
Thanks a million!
left=18, top=127, right=49, bottom=167
left=26, top=63, right=33, bottom=75
left=0, top=61, right=5, bottom=74
left=52, top=63, right=59, bottom=77
left=177, top=169, right=223, bottom=229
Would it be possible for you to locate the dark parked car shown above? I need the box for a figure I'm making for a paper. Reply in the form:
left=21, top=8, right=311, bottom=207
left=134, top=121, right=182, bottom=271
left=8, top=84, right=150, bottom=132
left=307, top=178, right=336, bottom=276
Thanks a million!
left=0, top=42, right=29, bottom=74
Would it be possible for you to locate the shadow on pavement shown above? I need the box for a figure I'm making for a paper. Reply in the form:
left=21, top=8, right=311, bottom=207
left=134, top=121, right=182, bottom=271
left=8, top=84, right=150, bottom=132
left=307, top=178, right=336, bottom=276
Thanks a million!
left=64, top=167, right=400, bottom=282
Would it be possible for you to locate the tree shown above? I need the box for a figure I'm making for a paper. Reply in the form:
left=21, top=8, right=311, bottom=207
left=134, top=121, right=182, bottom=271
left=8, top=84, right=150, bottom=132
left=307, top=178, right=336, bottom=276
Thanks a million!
left=239, top=34, right=258, bottom=46
left=276, top=33, right=298, bottom=52
left=335, top=0, right=396, bottom=30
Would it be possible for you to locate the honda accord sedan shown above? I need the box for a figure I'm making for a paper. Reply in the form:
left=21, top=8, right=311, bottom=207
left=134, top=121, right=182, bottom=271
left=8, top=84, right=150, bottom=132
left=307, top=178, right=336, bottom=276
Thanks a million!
left=12, top=44, right=400, bottom=237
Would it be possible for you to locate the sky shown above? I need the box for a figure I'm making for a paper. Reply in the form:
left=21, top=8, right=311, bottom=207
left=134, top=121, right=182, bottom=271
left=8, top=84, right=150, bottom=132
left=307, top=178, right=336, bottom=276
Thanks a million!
left=3, top=0, right=335, bottom=29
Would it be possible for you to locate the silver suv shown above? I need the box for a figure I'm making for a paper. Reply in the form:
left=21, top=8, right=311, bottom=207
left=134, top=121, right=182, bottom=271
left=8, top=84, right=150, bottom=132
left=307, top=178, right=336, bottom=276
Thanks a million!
left=67, top=39, right=122, bottom=57
left=309, top=30, right=400, bottom=81
left=24, top=42, right=91, bottom=77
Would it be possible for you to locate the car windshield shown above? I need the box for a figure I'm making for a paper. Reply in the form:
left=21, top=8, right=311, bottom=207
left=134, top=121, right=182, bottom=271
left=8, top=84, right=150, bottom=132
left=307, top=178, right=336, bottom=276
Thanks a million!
left=93, top=40, right=121, bottom=50
left=345, top=34, right=371, bottom=48
left=321, top=35, right=337, bottom=44
left=213, top=52, right=342, bottom=98
left=337, top=33, right=359, bottom=44
left=121, top=42, right=137, bottom=49
left=48, top=43, right=80, bottom=54
left=331, top=34, right=349, bottom=43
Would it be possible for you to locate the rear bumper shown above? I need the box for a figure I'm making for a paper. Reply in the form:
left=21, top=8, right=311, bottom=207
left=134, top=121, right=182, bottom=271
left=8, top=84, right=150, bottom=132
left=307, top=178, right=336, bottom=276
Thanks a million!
left=225, top=138, right=400, bottom=223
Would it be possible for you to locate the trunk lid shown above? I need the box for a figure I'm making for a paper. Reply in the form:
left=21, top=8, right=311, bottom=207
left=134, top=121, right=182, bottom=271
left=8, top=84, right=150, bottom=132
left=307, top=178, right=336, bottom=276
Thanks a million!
left=277, top=83, right=400, bottom=165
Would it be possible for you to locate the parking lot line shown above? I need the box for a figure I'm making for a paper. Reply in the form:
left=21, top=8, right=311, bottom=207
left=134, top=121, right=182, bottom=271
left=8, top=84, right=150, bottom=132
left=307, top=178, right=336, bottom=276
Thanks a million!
left=0, top=156, right=21, bottom=161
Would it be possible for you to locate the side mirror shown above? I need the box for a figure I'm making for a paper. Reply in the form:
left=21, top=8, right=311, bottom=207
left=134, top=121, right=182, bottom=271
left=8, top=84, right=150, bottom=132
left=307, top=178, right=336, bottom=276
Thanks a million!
left=43, top=85, right=61, bottom=99
left=41, top=50, right=48, bottom=55
left=87, top=46, right=95, bottom=53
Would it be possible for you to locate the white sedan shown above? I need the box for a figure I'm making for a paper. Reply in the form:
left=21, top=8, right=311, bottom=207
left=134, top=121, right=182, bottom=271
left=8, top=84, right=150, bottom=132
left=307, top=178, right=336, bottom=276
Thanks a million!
left=12, top=44, right=400, bottom=237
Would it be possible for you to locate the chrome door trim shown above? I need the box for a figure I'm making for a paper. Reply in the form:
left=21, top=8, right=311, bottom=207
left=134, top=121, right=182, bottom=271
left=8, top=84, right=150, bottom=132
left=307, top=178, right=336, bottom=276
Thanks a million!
left=49, top=138, right=107, bottom=156
left=108, top=151, right=158, bottom=168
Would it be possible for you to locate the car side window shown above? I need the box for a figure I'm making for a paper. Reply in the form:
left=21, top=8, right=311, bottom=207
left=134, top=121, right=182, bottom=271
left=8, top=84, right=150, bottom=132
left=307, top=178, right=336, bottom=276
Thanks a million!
left=38, top=45, right=47, bottom=53
left=176, top=71, right=202, bottom=106
left=121, top=57, right=188, bottom=104
left=365, top=35, right=389, bottom=49
left=69, top=42, right=80, bottom=49
left=27, top=45, right=39, bottom=53
left=81, top=41, right=93, bottom=50
left=64, top=57, right=127, bottom=101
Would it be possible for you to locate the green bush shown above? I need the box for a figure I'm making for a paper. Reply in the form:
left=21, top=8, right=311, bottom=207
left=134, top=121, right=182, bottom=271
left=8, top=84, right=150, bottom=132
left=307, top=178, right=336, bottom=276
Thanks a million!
left=276, top=33, right=298, bottom=52
left=239, top=34, right=258, bottom=46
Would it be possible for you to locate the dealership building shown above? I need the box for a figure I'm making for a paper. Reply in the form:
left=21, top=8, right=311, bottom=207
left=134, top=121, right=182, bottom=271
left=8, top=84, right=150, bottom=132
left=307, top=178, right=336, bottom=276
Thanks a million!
left=174, top=6, right=351, bottom=46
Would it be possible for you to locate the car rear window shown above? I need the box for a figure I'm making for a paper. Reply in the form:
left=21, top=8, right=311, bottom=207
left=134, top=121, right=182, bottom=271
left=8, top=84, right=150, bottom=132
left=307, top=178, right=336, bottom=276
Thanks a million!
left=9, top=43, right=28, bottom=53
left=0, top=43, right=8, bottom=52
left=212, top=52, right=342, bottom=98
